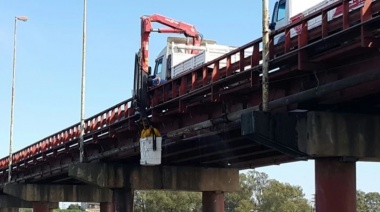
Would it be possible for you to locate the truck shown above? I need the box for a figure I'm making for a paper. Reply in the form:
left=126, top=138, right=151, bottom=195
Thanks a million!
left=270, top=0, right=369, bottom=44
left=133, top=1, right=373, bottom=116
left=133, top=14, right=246, bottom=119
left=137, top=14, right=242, bottom=87
left=133, top=14, right=247, bottom=165
left=139, top=0, right=371, bottom=93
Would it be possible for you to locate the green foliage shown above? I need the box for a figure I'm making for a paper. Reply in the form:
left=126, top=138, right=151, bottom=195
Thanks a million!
left=53, top=204, right=84, bottom=212
left=226, top=170, right=311, bottom=212
left=67, top=204, right=82, bottom=210
left=260, top=180, right=311, bottom=212
left=133, top=170, right=380, bottom=212
left=356, top=190, right=380, bottom=212
left=134, top=190, right=201, bottom=212
left=365, top=192, right=380, bottom=212
left=225, top=170, right=269, bottom=211
left=19, top=209, right=33, bottom=212
left=357, top=190, right=369, bottom=212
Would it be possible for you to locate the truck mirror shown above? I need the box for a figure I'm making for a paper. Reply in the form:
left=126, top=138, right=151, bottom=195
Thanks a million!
left=148, top=66, right=152, bottom=75
left=269, top=22, right=276, bottom=31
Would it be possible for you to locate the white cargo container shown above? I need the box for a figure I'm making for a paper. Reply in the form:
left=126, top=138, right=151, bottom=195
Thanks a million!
left=153, top=37, right=252, bottom=83
left=151, top=37, right=250, bottom=84
left=172, top=43, right=237, bottom=78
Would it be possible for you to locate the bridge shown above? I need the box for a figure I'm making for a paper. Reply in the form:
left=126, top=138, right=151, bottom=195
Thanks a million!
left=1, top=0, right=380, bottom=211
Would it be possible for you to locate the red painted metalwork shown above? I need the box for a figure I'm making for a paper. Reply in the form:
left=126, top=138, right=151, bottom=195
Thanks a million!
left=140, top=14, right=202, bottom=73
left=315, top=158, right=356, bottom=212
left=0, top=0, right=379, bottom=181
left=0, top=99, right=137, bottom=175
left=114, top=188, right=134, bottom=212
left=202, top=191, right=225, bottom=212
left=100, top=202, right=115, bottom=212
left=33, top=203, right=51, bottom=212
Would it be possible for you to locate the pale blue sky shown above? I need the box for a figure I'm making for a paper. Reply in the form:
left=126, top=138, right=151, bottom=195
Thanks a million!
left=0, top=0, right=378, bottom=201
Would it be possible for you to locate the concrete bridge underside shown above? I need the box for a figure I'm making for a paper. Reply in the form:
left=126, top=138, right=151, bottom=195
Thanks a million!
left=1, top=111, right=380, bottom=212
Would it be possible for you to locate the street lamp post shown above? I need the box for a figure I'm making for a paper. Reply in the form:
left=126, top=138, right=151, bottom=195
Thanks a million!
left=79, top=0, right=87, bottom=163
left=262, top=0, right=270, bottom=112
left=8, top=16, right=28, bottom=183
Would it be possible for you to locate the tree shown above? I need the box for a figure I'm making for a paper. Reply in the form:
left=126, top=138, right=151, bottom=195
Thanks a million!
left=365, top=192, right=380, bottom=212
left=357, top=190, right=369, bottom=212
left=259, top=179, right=312, bottom=212
left=225, top=170, right=270, bottom=211
left=134, top=170, right=312, bottom=212
left=134, top=190, right=201, bottom=212
left=19, top=209, right=32, bottom=212
left=58, top=204, right=84, bottom=211
left=225, top=170, right=311, bottom=212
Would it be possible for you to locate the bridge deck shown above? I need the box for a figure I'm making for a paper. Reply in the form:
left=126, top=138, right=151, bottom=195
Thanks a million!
left=1, top=0, right=380, bottom=186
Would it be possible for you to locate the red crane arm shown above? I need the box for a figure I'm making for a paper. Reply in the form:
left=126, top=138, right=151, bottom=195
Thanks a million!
left=140, top=14, right=202, bottom=73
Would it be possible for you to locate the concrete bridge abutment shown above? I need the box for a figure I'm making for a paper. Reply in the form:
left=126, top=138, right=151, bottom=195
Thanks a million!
left=69, top=163, right=239, bottom=212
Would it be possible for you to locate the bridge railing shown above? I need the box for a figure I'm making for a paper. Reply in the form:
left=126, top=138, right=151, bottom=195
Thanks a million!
left=0, top=98, right=135, bottom=173
left=149, top=0, right=377, bottom=107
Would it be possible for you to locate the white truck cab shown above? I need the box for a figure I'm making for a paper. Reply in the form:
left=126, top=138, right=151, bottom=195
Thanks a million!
left=270, top=0, right=326, bottom=30
left=270, top=0, right=367, bottom=44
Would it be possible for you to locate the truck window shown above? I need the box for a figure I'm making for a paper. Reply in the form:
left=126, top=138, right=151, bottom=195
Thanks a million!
left=154, top=57, right=163, bottom=75
left=271, top=2, right=279, bottom=24
left=277, top=0, right=286, bottom=21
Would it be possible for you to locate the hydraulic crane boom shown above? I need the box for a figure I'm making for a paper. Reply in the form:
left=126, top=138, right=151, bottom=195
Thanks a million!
left=140, top=14, right=203, bottom=73
left=133, top=14, right=203, bottom=124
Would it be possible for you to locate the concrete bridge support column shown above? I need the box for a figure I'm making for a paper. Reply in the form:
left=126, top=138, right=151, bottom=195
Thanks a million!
left=202, top=191, right=224, bottom=212
left=241, top=111, right=380, bottom=212
left=100, top=202, right=115, bottom=212
left=33, top=202, right=53, bottom=212
left=315, top=158, right=356, bottom=212
left=114, top=188, right=134, bottom=212
left=69, top=164, right=240, bottom=212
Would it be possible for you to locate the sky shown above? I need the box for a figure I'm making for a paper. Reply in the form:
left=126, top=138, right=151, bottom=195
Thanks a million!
left=0, top=0, right=379, bottom=202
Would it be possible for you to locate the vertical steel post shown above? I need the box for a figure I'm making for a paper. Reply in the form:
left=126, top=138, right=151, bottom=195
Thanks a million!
left=8, top=16, right=28, bottom=183
left=8, top=17, right=18, bottom=183
left=262, top=0, right=270, bottom=111
left=79, top=0, right=87, bottom=163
